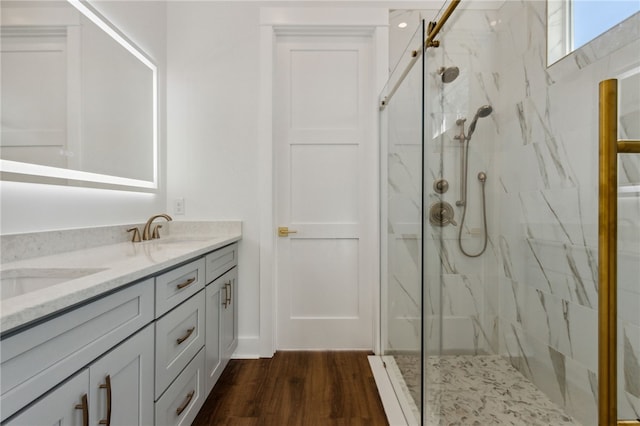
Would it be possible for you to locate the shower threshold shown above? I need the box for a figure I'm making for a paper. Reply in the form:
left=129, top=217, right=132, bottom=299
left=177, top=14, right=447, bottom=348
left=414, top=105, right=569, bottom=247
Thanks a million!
left=374, top=354, right=582, bottom=425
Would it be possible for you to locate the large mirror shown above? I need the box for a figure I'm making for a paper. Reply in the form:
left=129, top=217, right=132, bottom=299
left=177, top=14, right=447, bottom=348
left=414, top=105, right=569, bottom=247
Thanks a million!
left=0, top=0, right=157, bottom=190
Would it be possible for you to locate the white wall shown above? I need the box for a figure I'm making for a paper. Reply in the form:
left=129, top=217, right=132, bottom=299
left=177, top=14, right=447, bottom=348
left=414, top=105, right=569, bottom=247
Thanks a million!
left=165, top=1, right=392, bottom=357
left=0, top=1, right=167, bottom=235
left=165, top=2, right=261, bottom=356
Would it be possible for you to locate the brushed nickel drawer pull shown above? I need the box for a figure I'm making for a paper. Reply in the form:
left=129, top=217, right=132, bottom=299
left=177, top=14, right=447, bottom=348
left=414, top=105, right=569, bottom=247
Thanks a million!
left=176, top=277, right=196, bottom=290
left=176, top=327, right=195, bottom=345
left=98, top=375, right=112, bottom=426
left=222, top=284, right=228, bottom=308
left=225, top=282, right=232, bottom=305
left=176, top=390, right=195, bottom=416
left=75, top=393, right=89, bottom=426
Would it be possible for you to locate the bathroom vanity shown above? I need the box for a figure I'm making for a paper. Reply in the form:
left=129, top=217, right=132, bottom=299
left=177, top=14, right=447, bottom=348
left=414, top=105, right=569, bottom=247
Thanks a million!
left=0, top=222, right=240, bottom=425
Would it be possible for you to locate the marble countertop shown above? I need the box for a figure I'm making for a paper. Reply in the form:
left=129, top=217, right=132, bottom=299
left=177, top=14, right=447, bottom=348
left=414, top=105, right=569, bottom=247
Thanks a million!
left=0, top=224, right=241, bottom=335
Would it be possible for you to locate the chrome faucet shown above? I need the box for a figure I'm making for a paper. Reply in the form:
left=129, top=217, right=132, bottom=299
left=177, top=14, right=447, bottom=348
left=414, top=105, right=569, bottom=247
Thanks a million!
left=142, top=214, right=172, bottom=241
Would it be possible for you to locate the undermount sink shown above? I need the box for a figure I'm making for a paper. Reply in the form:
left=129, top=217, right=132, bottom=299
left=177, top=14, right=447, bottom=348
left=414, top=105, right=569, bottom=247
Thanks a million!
left=0, top=268, right=107, bottom=299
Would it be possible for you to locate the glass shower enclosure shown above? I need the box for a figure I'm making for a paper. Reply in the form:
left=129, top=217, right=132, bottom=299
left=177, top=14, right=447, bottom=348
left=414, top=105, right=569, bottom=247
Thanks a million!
left=380, top=10, right=500, bottom=423
left=379, top=19, right=425, bottom=423
left=379, top=3, right=640, bottom=425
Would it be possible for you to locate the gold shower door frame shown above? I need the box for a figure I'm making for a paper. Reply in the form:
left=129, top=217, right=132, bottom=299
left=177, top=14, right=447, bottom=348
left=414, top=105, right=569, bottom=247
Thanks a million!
left=598, top=79, right=640, bottom=426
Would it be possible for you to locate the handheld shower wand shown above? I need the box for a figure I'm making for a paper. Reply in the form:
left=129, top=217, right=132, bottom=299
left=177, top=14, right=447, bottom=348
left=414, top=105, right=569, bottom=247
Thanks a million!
left=466, top=105, right=493, bottom=140
left=455, top=105, right=492, bottom=207
left=455, top=105, right=493, bottom=257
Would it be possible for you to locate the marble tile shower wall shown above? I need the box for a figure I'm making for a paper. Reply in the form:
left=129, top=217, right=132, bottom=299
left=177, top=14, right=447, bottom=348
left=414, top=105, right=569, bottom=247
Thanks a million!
left=495, top=1, right=640, bottom=424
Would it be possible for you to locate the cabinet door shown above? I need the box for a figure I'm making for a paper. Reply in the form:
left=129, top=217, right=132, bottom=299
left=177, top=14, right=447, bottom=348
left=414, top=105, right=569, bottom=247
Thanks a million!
left=89, top=324, right=154, bottom=426
left=205, top=279, right=222, bottom=394
left=221, top=267, right=238, bottom=363
left=5, top=370, right=89, bottom=426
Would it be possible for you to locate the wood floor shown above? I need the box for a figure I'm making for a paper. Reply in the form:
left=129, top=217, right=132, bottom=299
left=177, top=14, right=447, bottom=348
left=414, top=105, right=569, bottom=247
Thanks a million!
left=192, top=351, right=389, bottom=426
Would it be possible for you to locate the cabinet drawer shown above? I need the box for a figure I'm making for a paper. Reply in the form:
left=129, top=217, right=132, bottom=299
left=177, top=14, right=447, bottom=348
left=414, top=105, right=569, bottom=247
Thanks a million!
left=5, top=369, right=89, bottom=426
left=205, top=243, right=237, bottom=284
left=155, top=347, right=205, bottom=426
left=156, top=258, right=205, bottom=318
left=0, top=279, right=154, bottom=422
left=155, top=291, right=205, bottom=398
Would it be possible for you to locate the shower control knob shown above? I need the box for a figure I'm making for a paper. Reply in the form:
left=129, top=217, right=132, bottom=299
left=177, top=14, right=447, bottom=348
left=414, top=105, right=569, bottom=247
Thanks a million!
left=429, top=201, right=456, bottom=227
left=433, top=179, right=449, bottom=194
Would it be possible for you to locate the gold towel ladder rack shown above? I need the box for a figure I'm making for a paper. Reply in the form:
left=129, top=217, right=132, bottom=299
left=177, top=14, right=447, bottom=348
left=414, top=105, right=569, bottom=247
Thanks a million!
left=598, top=79, right=640, bottom=426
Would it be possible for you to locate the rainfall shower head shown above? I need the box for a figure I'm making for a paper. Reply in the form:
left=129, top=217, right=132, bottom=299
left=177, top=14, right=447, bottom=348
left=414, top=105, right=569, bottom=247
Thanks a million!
left=438, top=66, right=459, bottom=83
left=467, top=105, right=493, bottom=139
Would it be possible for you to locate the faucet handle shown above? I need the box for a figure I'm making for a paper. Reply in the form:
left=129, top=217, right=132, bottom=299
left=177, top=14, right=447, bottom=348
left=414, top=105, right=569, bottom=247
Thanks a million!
left=152, top=224, right=163, bottom=239
left=127, top=227, right=141, bottom=243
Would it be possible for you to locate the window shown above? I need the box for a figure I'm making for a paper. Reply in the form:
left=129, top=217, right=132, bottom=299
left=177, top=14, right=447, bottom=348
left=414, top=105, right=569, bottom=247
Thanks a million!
left=547, top=0, right=639, bottom=65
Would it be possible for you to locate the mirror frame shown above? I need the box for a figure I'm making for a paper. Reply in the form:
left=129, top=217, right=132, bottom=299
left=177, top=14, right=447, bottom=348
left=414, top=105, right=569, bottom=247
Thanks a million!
left=0, top=0, right=158, bottom=191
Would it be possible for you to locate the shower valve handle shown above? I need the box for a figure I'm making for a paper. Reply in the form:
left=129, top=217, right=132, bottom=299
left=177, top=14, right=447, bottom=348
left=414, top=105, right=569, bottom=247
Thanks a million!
left=429, top=202, right=456, bottom=227
left=448, top=215, right=457, bottom=226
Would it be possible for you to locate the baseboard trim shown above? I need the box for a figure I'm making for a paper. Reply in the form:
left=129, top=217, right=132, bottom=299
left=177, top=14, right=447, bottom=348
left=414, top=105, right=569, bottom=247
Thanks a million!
left=232, top=336, right=260, bottom=359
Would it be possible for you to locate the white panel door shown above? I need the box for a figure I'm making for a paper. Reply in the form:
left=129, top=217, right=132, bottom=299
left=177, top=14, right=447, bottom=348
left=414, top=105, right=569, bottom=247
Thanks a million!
left=275, top=34, right=375, bottom=350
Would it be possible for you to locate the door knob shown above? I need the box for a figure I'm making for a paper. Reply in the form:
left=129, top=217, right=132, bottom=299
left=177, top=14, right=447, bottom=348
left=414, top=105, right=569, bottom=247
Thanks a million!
left=278, top=226, right=298, bottom=237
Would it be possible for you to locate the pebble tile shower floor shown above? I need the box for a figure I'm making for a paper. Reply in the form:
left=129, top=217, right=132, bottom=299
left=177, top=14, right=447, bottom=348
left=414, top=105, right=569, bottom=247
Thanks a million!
left=393, top=354, right=581, bottom=425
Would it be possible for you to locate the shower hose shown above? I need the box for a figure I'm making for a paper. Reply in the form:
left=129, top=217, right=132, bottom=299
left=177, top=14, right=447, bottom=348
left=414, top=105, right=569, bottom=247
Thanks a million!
left=457, top=140, right=489, bottom=258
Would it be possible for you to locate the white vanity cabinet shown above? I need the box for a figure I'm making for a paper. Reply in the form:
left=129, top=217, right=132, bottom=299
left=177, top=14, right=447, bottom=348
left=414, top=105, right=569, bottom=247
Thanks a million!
left=0, top=279, right=154, bottom=423
left=0, top=240, right=240, bottom=425
left=2, top=282, right=155, bottom=426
